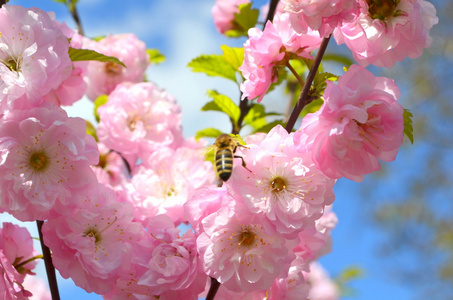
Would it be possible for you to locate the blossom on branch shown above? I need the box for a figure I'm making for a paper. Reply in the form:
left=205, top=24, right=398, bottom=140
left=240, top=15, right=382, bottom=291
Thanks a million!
left=42, top=183, right=144, bottom=294
left=97, top=82, right=183, bottom=166
left=240, top=12, right=322, bottom=102
left=0, top=106, right=99, bottom=221
left=282, top=0, right=359, bottom=37
left=228, top=125, right=336, bottom=238
left=42, top=22, right=88, bottom=107
left=135, top=215, right=207, bottom=298
left=294, top=65, right=404, bottom=182
left=333, top=0, right=438, bottom=68
left=0, top=5, right=72, bottom=111
left=123, top=145, right=215, bottom=225
left=197, top=206, right=296, bottom=292
left=212, top=0, right=251, bottom=34
left=83, top=33, right=150, bottom=101
left=0, top=222, right=41, bottom=299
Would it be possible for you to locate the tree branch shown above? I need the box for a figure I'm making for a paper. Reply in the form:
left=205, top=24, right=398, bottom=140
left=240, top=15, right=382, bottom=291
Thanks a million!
left=285, top=35, right=331, bottom=133
left=36, top=220, right=61, bottom=300
left=264, top=0, right=280, bottom=26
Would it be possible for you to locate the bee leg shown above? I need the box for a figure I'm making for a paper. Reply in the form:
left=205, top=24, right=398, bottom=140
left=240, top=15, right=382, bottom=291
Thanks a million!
left=234, top=155, right=252, bottom=173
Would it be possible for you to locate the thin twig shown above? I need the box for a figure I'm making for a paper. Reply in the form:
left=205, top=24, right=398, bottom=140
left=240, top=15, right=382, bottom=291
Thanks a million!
left=285, top=61, right=305, bottom=87
left=285, top=35, right=331, bottom=133
left=68, top=0, right=84, bottom=36
left=36, top=220, right=61, bottom=300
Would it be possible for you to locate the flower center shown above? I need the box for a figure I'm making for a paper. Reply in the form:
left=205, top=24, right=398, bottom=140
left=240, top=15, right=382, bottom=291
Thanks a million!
left=270, top=176, right=287, bottom=194
left=3, top=57, right=21, bottom=72
left=104, top=61, right=123, bottom=76
left=127, top=113, right=142, bottom=131
left=366, top=0, right=400, bottom=20
left=29, top=151, right=49, bottom=172
left=83, top=227, right=102, bottom=243
left=238, top=228, right=257, bottom=248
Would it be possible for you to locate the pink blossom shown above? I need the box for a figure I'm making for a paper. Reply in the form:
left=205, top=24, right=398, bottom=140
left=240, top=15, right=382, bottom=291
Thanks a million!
left=97, top=82, right=182, bottom=165
left=184, top=185, right=231, bottom=234
left=282, top=0, right=359, bottom=37
left=42, top=22, right=87, bottom=107
left=0, top=250, right=31, bottom=300
left=123, top=146, right=215, bottom=225
left=197, top=206, right=296, bottom=292
left=0, top=223, right=38, bottom=276
left=0, top=5, right=72, bottom=111
left=267, top=263, right=310, bottom=300
left=42, top=183, right=143, bottom=294
left=333, top=0, right=438, bottom=68
left=0, top=106, right=99, bottom=221
left=294, top=65, right=404, bottom=182
left=293, top=208, right=338, bottom=262
left=304, top=262, right=339, bottom=300
left=240, top=12, right=322, bottom=102
left=212, top=0, right=250, bottom=34
left=83, top=34, right=150, bottom=101
left=91, top=142, right=129, bottom=188
left=228, top=125, right=336, bottom=238
left=135, top=215, right=206, bottom=297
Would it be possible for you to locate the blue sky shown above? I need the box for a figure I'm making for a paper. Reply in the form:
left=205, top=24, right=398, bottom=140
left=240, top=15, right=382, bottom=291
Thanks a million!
left=2, top=0, right=444, bottom=299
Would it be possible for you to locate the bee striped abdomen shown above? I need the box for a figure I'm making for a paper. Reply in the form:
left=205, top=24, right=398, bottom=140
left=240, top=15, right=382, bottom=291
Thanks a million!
left=215, top=148, right=233, bottom=181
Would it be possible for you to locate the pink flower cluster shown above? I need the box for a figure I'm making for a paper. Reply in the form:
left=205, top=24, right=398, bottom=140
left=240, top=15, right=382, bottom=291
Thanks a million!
left=240, top=12, right=322, bottom=102
left=333, top=0, right=438, bottom=68
left=0, top=222, right=49, bottom=299
left=83, top=34, right=150, bottom=101
left=282, top=0, right=359, bottom=37
left=0, top=0, right=435, bottom=298
left=237, top=0, right=437, bottom=103
left=186, top=125, right=338, bottom=295
left=0, top=4, right=217, bottom=299
left=294, top=65, right=404, bottom=182
left=0, top=5, right=72, bottom=112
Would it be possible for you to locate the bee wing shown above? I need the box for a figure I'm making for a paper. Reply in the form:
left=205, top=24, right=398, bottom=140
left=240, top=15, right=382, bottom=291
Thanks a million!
left=229, top=134, right=247, bottom=145
left=204, top=145, right=216, bottom=165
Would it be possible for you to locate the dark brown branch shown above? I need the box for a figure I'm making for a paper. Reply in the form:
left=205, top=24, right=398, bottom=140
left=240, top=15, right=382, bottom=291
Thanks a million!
left=69, top=0, right=84, bottom=36
left=206, top=277, right=221, bottom=300
left=36, top=220, right=61, bottom=300
left=264, top=0, right=280, bottom=26
left=232, top=93, right=251, bottom=134
left=285, top=35, right=331, bottom=133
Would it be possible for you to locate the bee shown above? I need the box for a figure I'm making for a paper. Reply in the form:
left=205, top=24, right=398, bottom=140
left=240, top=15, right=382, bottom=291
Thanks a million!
left=212, top=134, right=249, bottom=182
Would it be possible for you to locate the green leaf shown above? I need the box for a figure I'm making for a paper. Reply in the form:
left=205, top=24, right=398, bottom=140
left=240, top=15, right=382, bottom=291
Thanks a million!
left=234, top=3, right=259, bottom=33
left=243, top=103, right=281, bottom=130
left=68, top=48, right=126, bottom=67
left=52, top=0, right=67, bottom=3
left=86, top=120, right=98, bottom=142
left=221, top=45, right=244, bottom=71
left=254, top=119, right=285, bottom=133
left=201, top=101, right=222, bottom=113
left=403, top=109, right=414, bottom=144
left=195, top=128, right=224, bottom=140
left=188, top=54, right=237, bottom=82
left=147, top=49, right=165, bottom=65
left=224, top=3, right=259, bottom=38
left=300, top=98, right=324, bottom=118
left=94, top=95, right=108, bottom=123
left=206, top=90, right=241, bottom=124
